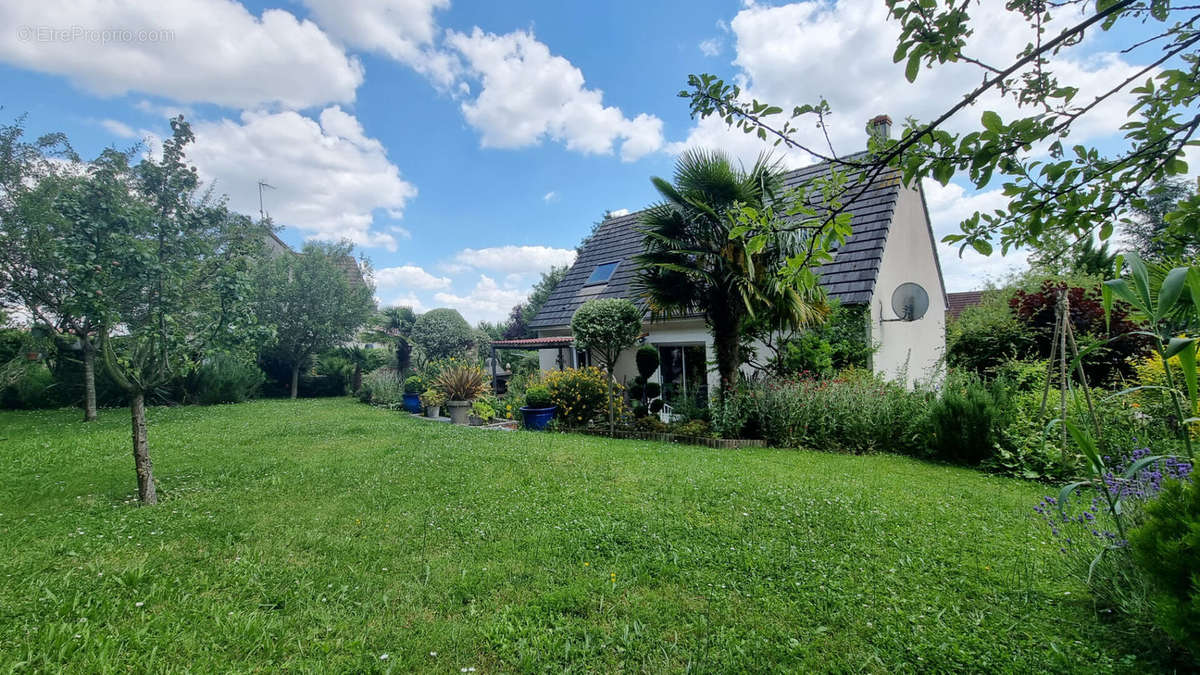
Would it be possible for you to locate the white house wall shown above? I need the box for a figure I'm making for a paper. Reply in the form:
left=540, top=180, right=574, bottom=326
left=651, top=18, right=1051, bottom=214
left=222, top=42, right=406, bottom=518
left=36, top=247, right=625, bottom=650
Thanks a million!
left=868, top=184, right=947, bottom=386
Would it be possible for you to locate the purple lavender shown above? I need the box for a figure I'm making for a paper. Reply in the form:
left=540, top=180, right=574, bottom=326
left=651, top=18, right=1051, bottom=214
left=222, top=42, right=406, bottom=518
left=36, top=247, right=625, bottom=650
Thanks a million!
left=1035, top=449, right=1192, bottom=552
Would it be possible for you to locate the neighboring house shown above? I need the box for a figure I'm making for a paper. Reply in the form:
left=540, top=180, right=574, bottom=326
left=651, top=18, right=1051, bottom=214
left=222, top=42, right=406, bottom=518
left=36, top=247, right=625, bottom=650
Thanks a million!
left=261, top=228, right=368, bottom=289
left=947, top=290, right=985, bottom=319
left=523, top=117, right=948, bottom=396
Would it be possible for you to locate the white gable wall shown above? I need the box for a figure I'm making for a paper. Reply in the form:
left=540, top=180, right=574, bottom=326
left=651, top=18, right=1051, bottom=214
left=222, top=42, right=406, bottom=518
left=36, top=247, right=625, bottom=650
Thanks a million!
left=867, top=183, right=946, bottom=387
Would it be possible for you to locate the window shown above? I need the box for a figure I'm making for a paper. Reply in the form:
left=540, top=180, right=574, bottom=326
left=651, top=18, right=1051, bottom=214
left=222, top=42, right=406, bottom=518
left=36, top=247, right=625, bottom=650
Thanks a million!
left=655, top=344, right=708, bottom=407
left=584, top=261, right=620, bottom=285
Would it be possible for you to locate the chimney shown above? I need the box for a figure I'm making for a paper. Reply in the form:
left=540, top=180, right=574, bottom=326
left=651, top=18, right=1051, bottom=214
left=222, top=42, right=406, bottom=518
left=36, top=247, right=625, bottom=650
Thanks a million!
left=869, top=114, right=892, bottom=142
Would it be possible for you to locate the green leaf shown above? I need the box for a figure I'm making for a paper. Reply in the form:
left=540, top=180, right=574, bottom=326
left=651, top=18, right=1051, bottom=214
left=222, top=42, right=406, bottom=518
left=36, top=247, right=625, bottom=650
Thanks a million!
left=1175, top=341, right=1198, bottom=412
left=981, top=110, right=1002, bottom=132
left=1057, top=481, right=1094, bottom=519
left=1103, top=279, right=1142, bottom=314
left=1188, top=267, right=1200, bottom=322
left=905, top=53, right=921, bottom=83
left=1065, top=420, right=1103, bottom=475
left=1125, top=252, right=1153, bottom=316
left=1157, top=266, right=1189, bottom=316
left=1101, top=283, right=1114, bottom=331
left=1165, top=336, right=1198, bottom=359
left=970, top=239, right=993, bottom=256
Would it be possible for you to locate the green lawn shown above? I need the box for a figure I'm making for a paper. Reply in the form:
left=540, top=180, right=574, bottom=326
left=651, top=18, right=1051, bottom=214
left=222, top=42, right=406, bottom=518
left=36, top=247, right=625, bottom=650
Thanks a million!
left=0, top=398, right=1156, bottom=672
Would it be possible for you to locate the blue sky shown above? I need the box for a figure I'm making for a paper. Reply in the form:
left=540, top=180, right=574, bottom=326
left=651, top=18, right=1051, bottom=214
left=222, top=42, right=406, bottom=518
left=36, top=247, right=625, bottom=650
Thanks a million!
left=0, top=0, right=1163, bottom=323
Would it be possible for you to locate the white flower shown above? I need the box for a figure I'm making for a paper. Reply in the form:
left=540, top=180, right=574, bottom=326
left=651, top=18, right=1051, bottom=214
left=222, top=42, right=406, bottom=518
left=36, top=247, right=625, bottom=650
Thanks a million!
left=430, top=652, right=437, bottom=657
left=380, top=654, right=389, bottom=661
left=134, top=602, right=144, bottom=608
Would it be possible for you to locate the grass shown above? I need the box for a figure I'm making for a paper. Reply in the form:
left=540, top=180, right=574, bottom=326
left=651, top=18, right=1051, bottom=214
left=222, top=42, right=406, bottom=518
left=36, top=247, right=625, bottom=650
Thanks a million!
left=0, top=398, right=1163, bottom=672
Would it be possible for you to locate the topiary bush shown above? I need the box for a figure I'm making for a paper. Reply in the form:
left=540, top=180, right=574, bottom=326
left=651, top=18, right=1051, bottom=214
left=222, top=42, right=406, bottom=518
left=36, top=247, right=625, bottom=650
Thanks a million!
left=524, top=385, right=552, bottom=409
left=403, top=375, right=424, bottom=394
left=1130, top=477, right=1200, bottom=655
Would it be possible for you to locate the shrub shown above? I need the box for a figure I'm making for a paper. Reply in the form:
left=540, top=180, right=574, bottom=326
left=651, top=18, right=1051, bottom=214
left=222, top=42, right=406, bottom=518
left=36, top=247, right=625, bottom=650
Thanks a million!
left=189, top=354, right=265, bottom=405
left=472, top=399, right=497, bottom=422
left=1, top=362, right=59, bottom=410
left=1010, top=281, right=1153, bottom=386
left=419, top=388, right=446, bottom=409
left=1130, top=477, right=1200, bottom=654
left=360, top=369, right=403, bottom=406
left=432, top=364, right=488, bottom=401
left=525, top=385, right=552, bottom=409
left=411, top=308, right=475, bottom=361
left=946, top=291, right=1034, bottom=376
left=403, top=375, right=424, bottom=394
left=542, top=367, right=612, bottom=429
left=709, top=371, right=931, bottom=453
left=671, top=419, right=711, bottom=438
left=926, top=373, right=1014, bottom=465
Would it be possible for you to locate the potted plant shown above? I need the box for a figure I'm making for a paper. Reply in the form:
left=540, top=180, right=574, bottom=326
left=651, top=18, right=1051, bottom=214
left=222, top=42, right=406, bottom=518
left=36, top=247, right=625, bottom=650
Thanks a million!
left=402, top=376, right=424, bottom=413
left=470, top=399, right=496, bottom=426
left=420, top=388, right=446, bottom=418
left=520, top=385, right=556, bottom=430
left=432, top=364, right=487, bottom=425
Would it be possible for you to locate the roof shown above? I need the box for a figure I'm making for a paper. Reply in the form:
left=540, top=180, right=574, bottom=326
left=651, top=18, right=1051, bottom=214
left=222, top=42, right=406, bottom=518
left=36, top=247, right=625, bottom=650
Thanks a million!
left=946, top=290, right=985, bottom=319
left=530, top=160, right=905, bottom=329
left=491, top=336, right=574, bottom=349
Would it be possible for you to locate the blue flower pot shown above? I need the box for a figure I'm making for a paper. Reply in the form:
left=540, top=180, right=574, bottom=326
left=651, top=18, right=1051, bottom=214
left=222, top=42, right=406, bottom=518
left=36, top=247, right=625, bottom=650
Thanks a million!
left=402, top=392, right=422, bottom=414
left=520, top=405, right=556, bottom=431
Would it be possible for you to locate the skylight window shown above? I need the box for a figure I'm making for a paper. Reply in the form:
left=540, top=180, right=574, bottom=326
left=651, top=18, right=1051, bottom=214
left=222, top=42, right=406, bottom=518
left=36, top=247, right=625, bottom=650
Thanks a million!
left=585, top=261, right=620, bottom=285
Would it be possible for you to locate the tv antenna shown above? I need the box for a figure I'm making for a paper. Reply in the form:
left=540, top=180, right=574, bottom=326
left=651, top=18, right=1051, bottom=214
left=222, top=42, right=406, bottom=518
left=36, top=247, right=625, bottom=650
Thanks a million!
left=257, top=179, right=276, bottom=221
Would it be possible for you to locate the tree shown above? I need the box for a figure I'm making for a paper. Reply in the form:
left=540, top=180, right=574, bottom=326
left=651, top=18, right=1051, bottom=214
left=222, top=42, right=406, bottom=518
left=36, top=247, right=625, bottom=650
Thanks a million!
left=410, top=308, right=474, bottom=362
left=97, top=117, right=265, bottom=505
left=256, top=241, right=375, bottom=399
left=1124, top=179, right=1198, bottom=261
left=364, top=306, right=417, bottom=375
left=0, top=116, right=115, bottom=421
left=571, top=298, right=642, bottom=434
left=635, top=149, right=826, bottom=390
left=680, top=2, right=1200, bottom=281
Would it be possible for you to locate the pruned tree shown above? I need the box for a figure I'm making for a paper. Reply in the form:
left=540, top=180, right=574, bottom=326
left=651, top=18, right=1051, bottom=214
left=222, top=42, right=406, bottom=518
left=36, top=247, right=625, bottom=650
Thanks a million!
left=411, top=308, right=474, bottom=362
left=571, top=298, right=642, bottom=434
left=97, top=117, right=266, bottom=504
left=255, top=241, right=375, bottom=398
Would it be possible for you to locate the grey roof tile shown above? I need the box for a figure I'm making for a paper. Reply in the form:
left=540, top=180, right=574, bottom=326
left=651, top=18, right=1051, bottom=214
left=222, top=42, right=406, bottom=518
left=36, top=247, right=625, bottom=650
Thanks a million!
left=530, top=161, right=903, bottom=329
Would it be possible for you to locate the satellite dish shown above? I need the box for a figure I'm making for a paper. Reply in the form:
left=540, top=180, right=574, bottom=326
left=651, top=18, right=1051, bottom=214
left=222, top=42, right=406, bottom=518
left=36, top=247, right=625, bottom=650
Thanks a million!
left=890, top=282, right=929, bottom=321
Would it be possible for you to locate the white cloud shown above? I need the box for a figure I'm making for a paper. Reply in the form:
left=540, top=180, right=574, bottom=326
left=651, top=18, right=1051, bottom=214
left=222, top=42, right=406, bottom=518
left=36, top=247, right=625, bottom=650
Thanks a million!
left=0, top=0, right=362, bottom=109
left=699, top=38, right=722, bottom=57
left=923, top=179, right=1028, bottom=291
left=375, top=264, right=451, bottom=291
left=543, top=191, right=557, bottom=203
left=608, top=208, right=630, bottom=217
left=376, top=265, right=450, bottom=291
left=300, top=0, right=459, bottom=88
left=445, top=27, right=665, bottom=161
left=676, top=0, right=1143, bottom=167
left=434, top=274, right=529, bottom=324
left=449, top=245, right=576, bottom=275
left=378, top=292, right=426, bottom=313
left=100, top=119, right=136, bottom=139
left=188, top=106, right=417, bottom=250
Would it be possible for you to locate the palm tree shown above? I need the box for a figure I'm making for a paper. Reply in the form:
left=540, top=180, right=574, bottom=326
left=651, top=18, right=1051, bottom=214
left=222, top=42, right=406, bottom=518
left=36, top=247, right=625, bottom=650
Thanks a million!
left=634, top=149, right=826, bottom=391
left=337, top=345, right=372, bottom=393
left=363, top=306, right=416, bottom=376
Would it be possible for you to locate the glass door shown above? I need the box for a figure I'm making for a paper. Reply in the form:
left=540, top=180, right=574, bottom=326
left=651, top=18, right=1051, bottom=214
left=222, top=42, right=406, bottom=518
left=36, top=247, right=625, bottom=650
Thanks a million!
left=655, top=344, right=708, bottom=407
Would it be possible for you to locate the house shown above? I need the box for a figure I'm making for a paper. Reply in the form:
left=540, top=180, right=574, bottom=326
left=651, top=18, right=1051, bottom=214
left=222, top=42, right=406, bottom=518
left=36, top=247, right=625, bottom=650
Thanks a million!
left=523, top=117, right=948, bottom=397
left=947, top=290, right=986, bottom=319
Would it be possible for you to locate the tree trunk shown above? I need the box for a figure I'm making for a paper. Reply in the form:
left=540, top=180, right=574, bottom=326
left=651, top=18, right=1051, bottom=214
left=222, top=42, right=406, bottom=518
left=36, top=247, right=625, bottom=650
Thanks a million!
left=607, top=368, right=615, bottom=436
left=352, top=364, right=363, bottom=393
left=82, top=341, right=98, bottom=422
left=130, top=392, right=157, bottom=505
left=712, top=321, right=741, bottom=392
left=290, top=363, right=300, bottom=400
